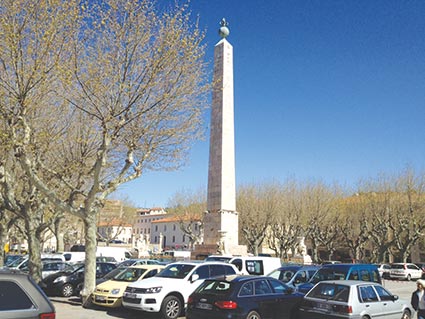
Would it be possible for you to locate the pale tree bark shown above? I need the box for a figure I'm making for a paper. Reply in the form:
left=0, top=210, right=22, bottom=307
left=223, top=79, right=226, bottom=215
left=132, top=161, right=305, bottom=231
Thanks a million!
left=1, top=0, right=209, bottom=304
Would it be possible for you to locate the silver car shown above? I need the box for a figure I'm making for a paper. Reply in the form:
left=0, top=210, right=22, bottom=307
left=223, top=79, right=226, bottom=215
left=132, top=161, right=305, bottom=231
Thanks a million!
left=298, top=280, right=412, bottom=319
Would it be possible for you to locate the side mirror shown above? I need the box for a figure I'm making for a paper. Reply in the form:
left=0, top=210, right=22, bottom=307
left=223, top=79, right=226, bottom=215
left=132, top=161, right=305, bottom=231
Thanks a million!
left=191, top=274, right=199, bottom=282
left=392, top=295, right=399, bottom=301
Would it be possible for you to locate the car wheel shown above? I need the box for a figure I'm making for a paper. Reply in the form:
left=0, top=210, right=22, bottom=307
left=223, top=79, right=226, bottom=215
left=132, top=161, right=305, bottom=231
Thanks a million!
left=61, top=283, right=74, bottom=297
left=401, top=309, right=411, bottom=319
left=246, top=310, right=262, bottom=319
left=407, top=274, right=411, bottom=281
left=160, top=295, right=182, bottom=319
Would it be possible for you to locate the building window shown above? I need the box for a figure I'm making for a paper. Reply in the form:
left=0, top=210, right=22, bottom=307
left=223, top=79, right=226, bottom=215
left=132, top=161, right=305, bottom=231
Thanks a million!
left=154, top=236, right=157, bottom=243
left=182, top=235, right=185, bottom=242
left=194, top=224, right=198, bottom=231
left=164, top=225, right=167, bottom=231
left=172, top=236, right=175, bottom=243
left=148, top=228, right=150, bottom=234
left=155, top=225, right=158, bottom=231
left=173, top=224, right=176, bottom=231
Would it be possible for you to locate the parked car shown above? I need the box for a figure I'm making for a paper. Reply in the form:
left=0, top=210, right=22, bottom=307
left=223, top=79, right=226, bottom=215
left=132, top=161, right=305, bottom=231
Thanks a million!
left=40, top=262, right=117, bottom=297
left=298, top=280, right=412, bottom=319
left=268, top=265, right=320, bottom=288
left=92, top=264, right=165, bottom=308
left=41, top=261, right=76, bottom=279
left=96, top=256, right=118, bottom=263
left=0, top=268, right=55, bottom=319
left=186, top=275, right=304, bottom=319
left=376, top=263, right=391, bottom=279
left=297, top=263, right=381, bottom=294
left=122, top=261, right=240, bottom=319
left=5, top=253, right=65, bottom=272
left=389, top=263, right=423, bottom=281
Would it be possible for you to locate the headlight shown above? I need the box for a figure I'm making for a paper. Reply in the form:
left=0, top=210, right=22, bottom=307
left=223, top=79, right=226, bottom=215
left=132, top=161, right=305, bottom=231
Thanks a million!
left=111, top=288, right=121, bottom=295
left=53, top=276, right=66, bottom=284
left=145, top=286, right=162, bottom=293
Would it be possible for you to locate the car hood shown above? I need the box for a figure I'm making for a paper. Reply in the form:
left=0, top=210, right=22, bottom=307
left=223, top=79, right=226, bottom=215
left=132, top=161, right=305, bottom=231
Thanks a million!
left=96, top=279, right=130, bottom=291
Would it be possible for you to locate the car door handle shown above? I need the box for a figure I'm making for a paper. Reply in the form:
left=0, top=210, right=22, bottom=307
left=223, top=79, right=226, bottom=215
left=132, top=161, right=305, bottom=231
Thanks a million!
left=365, top=305, right=370, bottom=307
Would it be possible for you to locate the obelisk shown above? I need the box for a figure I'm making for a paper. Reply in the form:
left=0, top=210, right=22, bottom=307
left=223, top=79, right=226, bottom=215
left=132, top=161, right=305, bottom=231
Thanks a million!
left=203, top=19, right=245, bottom=255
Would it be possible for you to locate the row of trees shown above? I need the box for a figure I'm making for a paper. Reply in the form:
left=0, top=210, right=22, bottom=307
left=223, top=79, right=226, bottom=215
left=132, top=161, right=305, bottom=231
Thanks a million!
left=0, top=0, right=209, bottom=303
left=168, top=169, right=425, bottom=264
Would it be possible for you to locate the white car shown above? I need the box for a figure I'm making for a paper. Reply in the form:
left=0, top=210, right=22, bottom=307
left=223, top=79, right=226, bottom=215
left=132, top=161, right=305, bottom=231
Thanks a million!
left=299, top=280, right=412, bottom=319
left=389, top=263, right=422, bottom=281
left=122, top=261, right=239, bottom=319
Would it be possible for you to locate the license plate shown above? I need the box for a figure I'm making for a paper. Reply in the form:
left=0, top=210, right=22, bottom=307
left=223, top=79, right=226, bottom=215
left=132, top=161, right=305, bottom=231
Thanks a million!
left=196, top=302, right=212, bottom=310
left=95, top=296, right=106, bottom=301
left=315, top=302, right=331, bottom=310
left=125, top=293, right=137, bottom=299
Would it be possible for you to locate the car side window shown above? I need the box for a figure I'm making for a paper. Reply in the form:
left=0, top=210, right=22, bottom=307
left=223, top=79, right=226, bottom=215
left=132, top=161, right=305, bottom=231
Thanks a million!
left=294, top=271, right=307, bottom=284
left=231, top=259, right=243, bottom=271
left=360, top=270, right=370, bottom=281
left=268, top=279, right=286, bottom=294
left=374, top=285, right=393, bottom=301
left=239, top=282, right=254, bottom=296
left=359, top=285, right=379, bottom=302
left=194, top=265, right=209, bottom=279
left=348, top=270, right=359, bottom=280
left=254, top=279, right=272, bottom=295
left=0, top=281, right=34, bottom=310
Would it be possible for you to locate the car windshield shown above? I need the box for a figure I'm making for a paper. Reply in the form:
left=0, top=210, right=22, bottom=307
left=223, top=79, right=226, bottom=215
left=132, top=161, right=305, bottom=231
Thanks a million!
left=112, top=268, right=148, bottom=282
left=310, top=268, right=349, bottom=284
left=307, top=283, right=350, bottom=302
left=7, top=256, right=27, bottom=267
left=156, top=264, right=195, bottom=279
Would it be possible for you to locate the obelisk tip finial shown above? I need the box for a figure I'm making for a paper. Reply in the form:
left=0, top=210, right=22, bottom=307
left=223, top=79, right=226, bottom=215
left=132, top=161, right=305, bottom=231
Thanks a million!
left=218, top=18, right=230, bottom=38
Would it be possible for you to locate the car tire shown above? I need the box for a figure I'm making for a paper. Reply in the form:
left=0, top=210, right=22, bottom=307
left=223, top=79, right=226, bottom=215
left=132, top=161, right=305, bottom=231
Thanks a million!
left=401, top=309, right=412, bottom=319
left=160, top=295, right=182, bottom=319
left=246, top=310, right=262, bottom=319
left=407, top=274, right=411, bottom=281
left=61, top=283, right=74, bottom=297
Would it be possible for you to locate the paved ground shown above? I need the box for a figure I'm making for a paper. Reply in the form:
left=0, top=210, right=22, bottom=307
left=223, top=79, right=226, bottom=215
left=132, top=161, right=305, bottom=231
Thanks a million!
left=50, top=279, right=418, bottom=319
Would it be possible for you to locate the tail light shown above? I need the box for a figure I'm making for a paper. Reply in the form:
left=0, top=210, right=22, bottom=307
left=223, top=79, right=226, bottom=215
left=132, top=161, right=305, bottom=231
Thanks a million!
left=332, top=304, right=352, bottom=314
left=187, top=296, right=194, bottom=305
left=40, top=313, right=56, bottom=319
left=214, top=300, right=237, bottom=309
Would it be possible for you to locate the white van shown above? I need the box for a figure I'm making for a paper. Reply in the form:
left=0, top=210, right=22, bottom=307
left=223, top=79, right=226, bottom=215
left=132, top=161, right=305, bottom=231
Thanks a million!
left=228, top=256, right=281, bottom=276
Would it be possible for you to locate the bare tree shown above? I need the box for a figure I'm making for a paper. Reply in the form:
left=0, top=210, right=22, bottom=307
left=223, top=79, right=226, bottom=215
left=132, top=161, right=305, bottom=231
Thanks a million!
left=237, top=183, right=281, bottom=256
left=1, top=0, right=209, bottom=302
left=267, top=181, right=303, bottom=260
left=167, top=189, right=206, bottom=249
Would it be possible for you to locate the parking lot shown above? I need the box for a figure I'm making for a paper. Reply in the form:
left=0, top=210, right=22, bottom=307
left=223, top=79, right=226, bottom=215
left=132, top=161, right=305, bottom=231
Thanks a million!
left=51, top=279, right=417, bottom=319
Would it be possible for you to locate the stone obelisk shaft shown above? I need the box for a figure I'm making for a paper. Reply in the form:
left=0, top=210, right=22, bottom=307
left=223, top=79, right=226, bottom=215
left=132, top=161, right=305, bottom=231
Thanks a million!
left=207, top=38, right=236, bottom=213
left=204, top=38, right=239, bottom=250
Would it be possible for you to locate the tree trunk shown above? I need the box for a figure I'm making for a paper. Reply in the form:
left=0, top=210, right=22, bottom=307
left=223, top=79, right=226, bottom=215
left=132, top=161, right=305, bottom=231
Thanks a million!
left=25, top=214, right=42, bottom=283
left=81, top=212, right=97, bottom=306
left=54, top=218, right=65, bottom=252
left=0, top=224, right=7, bottom=266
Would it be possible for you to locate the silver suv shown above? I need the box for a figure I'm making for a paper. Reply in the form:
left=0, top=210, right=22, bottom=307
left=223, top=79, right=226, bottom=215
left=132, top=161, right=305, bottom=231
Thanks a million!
left=0, top=268, right=55, bottom=319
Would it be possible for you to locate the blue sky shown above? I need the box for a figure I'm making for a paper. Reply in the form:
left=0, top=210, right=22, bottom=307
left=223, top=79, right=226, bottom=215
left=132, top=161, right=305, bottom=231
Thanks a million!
left=117, top=0, right=425, bottom=208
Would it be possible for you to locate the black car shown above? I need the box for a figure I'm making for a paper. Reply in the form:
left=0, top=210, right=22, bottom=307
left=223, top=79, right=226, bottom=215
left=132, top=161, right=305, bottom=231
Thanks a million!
left=0, top=268, right=55, bottom=319
left=40, top=262, right=116, bottom=297
left=186, top=275, right=304, bottom=319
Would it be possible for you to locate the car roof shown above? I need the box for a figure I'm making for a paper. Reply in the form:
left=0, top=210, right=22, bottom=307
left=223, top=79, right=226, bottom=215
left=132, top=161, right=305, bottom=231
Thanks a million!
left=316, top=280, right=381, bottom=286
left=169, top=261, right=232, bottom=266
left=321, top=263, right=377, bottom=269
